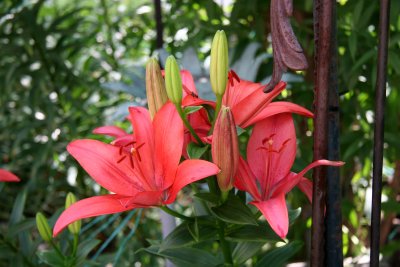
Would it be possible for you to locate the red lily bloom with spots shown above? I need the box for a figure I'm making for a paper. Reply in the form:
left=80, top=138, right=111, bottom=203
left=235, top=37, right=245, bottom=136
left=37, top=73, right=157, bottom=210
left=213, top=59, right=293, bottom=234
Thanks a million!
left=234, top=113, right=344, bottom=238
left=53, top=102, right=219, bottom=236
left=0, top=169, right=20, bottom=182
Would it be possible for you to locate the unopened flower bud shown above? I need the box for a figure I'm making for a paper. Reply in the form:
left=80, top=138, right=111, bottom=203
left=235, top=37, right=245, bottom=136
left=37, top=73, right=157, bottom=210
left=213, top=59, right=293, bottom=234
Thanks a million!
left=210, top=30, right=228, bottom=96
left=165, top=56, right=183, bottom=105
left=65, top=193, right=81, bottom=235
left=146, top=58, right=168, bottom=119
left=36, top=212, right=52, bottom=242
left=212, top=106, right=239, bottom=192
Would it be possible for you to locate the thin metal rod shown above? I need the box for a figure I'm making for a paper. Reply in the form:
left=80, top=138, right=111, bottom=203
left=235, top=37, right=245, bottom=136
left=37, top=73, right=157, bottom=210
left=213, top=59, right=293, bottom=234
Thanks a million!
left=325, top=1, right=343, bottom=266
left=370, top=1, right=390, bottom=266
left=153, top=0, right=163, bottom=49
left=311, top=1, right=333, bottom=266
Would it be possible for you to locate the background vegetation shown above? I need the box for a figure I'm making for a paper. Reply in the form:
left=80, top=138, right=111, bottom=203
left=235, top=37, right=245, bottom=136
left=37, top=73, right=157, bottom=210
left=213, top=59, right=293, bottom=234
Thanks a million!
left=1, top=0, right=400, bottom=266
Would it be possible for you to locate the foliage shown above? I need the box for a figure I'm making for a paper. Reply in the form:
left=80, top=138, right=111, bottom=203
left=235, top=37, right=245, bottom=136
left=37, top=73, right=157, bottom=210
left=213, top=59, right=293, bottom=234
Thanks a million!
left=1, top=0, right=400, bottom=266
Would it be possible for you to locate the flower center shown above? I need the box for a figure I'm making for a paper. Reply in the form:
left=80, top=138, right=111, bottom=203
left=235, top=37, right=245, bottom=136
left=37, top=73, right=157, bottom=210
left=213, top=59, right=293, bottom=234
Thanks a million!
left=115, top=141, right=145, bottom=169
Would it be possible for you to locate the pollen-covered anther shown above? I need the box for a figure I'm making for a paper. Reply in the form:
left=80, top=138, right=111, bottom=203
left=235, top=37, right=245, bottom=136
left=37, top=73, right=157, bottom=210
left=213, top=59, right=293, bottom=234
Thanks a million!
left=228, top=70, right=240, bottom=87
left=131, top=143, right=145, bottom=162
left=258, top=136, right=291, bottom=154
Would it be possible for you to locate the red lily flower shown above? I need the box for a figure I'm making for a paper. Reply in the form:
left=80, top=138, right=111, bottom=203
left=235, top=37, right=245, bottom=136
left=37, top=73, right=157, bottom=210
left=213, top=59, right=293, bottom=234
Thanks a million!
left=234, top=113, right=344, bottom=238
left=53, top=103, right=219, bottom=236
left=0, top=169, right=20, bottom=182
left=182, top=70, right=313, bottom=130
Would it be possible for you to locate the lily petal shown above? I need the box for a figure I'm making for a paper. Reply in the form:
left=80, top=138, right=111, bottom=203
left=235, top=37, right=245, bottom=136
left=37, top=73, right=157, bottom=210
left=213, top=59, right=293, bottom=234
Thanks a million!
left=247, top=113, right=296, bottom=189
left=234, top=157, right=261, bottom=200
left=243, top=101, right=313, bottom=127
left=67, top=140, right=145, bottom=195
left=165, top=159, right=220, bottom=204
left=153, top=102, right=184, bottom=189
left=128, top=107, right=155, bottom=184
left=297, top=177, right=313, bottom=203
left=223, top=79, right=263, bottom=108
left=93, top=126, right=127, bottom=138
left=232, top=81, right=286, bottom=127
left=53, top=194, right=138, bottom=237
left=181, top=70, right=197, bottom=96
left=271, top=160, right=345, bottom=198
left=251, top=194, right=288, bottom=238
left=0, top=169, right=20, bottom=182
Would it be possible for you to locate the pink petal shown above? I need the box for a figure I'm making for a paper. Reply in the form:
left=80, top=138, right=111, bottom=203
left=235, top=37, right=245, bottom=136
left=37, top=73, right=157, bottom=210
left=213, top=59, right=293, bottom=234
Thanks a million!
left=111, top=134, right=136, bottom=147
left=223, top=79, right=263, bottom=108
left=181, top=70, right=198, bottom=96
left=153, top=102, right=184, bottom=189
left=67, top=139, right=147, bottom=195
left=93, top=126, right=127, bottom=138
left=234, top=157, right=261, bottom=200
left=182, top=95, right=216, bottom=108
left=0, top=169, right=20, bottom=182
left=271, top=160, right=345, bottom=198
left=53, top=194, right=139, bottom=237
left=251, top=194, right=288, bottom=238
left=128, top=107, right=155, bottom=184
left=232, top=81, right=286, bottom=127
left=247, top=113, right=296, bottom=192
left=297, top=177, right=313, bottom=203
left=165, top=159, right=220, bottom=204
left=242, top=101, right=313, bottom=128
left=120, top=190, right=164, bottom=207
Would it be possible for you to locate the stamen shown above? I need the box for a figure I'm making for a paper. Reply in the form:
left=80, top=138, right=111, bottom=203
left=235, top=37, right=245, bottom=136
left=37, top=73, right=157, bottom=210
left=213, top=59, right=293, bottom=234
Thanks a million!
left=129, top=155, right=134, bottom=169
left=119, top=146, right=123, bottom=155
left=183, top=85, right=198, bottom=98
left=278, top=139, right=291, bottom=153
left=117, top=155, right=126, bottom=163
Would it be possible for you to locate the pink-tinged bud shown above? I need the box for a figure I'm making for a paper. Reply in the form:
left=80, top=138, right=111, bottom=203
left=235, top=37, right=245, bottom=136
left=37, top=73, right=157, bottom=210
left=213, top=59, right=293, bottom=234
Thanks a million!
left=146, top=58, right=168, bottom=119
left=212, top=106, right=239, bottom=192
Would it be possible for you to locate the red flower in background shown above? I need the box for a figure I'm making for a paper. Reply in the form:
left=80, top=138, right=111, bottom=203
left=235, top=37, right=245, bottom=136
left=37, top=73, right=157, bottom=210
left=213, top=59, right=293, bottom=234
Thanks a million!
left=0, top=169, right=20, bottom=182
left=53, top=103, right=219, bottom=236
left=235, top=113, right=344, bottom=238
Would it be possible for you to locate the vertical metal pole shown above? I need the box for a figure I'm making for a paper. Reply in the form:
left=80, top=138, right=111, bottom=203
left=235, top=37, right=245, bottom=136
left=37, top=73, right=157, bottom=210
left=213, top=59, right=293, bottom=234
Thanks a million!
left=153, top=0, right=164, bottom=49
left=311, top=1, right=333, bottom=266
left=370, top=1, right=390, bottom=266
left=325, top=1, right=343, bottom=266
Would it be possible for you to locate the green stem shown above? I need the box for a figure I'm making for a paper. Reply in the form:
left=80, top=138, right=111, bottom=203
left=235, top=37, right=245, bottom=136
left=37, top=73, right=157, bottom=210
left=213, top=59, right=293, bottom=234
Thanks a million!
left=212, top=94, right=223, bottom=129
left=72, top=234, right=79, bottom=257
left=176, top=105, right=204, bottom=145
left=221, top=190, right=229, bottom=203
left=49, top=240, right=64, bottom=259
left=217, top=220, right=233, bottom=265
left=160, top=206, right=193, bottom=221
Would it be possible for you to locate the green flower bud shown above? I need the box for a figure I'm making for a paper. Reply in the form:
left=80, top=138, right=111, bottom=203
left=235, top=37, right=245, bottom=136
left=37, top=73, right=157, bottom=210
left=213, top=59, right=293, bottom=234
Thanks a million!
left=210, top=30, right=229, bottom=96
left=165, top=55, right=183, bottom=105
left=146, top=58, right=168, bottom=119
left=65, top=192, right=81, bottom=235
left=36, top=212, right=52, bottom=242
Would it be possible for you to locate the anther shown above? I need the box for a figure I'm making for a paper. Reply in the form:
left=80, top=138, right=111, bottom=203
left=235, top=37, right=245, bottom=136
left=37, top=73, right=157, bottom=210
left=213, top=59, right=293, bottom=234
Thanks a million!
left=117, top=155, right=126, bottom=163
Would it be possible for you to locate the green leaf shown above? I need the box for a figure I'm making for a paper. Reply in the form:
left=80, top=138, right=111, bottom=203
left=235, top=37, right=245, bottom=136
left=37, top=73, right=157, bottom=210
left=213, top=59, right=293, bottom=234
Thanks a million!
left=184, top=106, right=203, bottom=115
left=254, top=241, right=303, bottom=267
left=226, top=223, right=281, bottom=242
left=288, top=208, right=302, bottom=225
left=37, top=251, right=65, bottom=267
left=9, top=188, right=28, bottom=225
left=142, top=246, right=220, bottom=267
left=160, top=220, right=218, bottom=251
left=194, top=192, right=220, bottom=204
left=76, top=239, right=101, bottom=265
left=233, top=242, right=264, bottom=265
left=186, top=142, right=209, bottom=159
left=6, top=218, right=36, bottom=238
left=211, top=195, right=258, bottom=225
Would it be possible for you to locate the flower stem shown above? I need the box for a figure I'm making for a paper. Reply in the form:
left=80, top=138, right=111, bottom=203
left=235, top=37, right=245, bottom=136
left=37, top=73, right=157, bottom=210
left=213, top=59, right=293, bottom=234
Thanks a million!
left=160, top=206, right=193, bottom=221
left=72, top=233, right=79, bottom=257
left=212, top=94, right=223, bottom=129
left=176, top=105, right=204, bottom=145
left=217, top=220, right=233, bottom=265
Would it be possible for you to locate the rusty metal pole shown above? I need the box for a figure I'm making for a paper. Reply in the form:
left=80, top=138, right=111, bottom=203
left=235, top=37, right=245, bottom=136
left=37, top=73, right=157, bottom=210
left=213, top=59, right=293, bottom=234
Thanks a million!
left=370, top=1, right=390, bottom=266
left=311, top=1, right=334, bottom=266
left=153, top=0, right=163, bottom=50
left=325, top=1, right=343, bottom=266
